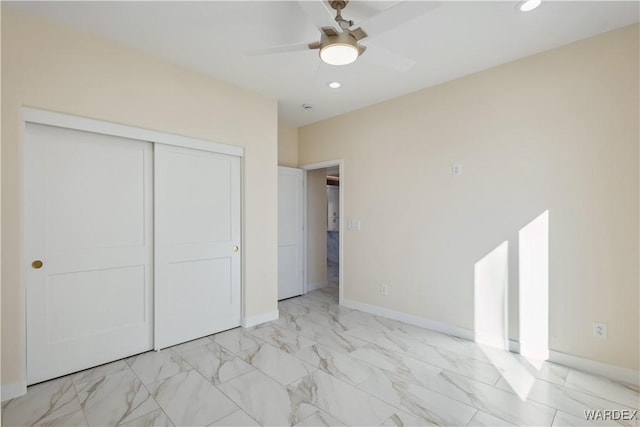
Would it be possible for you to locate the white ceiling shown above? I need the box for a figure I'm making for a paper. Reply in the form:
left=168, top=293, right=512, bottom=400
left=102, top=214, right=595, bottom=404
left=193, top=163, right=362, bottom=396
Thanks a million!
left=9, top=1, right=639, bottom=127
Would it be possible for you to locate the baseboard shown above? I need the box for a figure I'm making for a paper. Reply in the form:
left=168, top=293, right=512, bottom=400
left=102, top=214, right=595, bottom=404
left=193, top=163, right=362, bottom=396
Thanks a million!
left=341, top=298, right=474, bottom=341
left=341, top=298, right=640, bottom=386
left=242, top=310, right=279, bottom=328
left=307, top=281, right=328, bottom=292
left=1, top=381, right=27, bottom=402
left=549, top=350, right=640, bottom=386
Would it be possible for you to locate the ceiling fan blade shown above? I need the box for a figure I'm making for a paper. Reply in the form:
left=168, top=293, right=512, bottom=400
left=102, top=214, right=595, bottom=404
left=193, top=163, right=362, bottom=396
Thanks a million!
left=246, top=42, right=312, bottom=56
left=360, top=44, right=415, bottom=72
left=355, top=1, right=438, bottom=39
left=350, top=27, right=368, bottom=42
left=298, top=0, right=341, bottom=32
left=321, top=26, right=340, bottom=37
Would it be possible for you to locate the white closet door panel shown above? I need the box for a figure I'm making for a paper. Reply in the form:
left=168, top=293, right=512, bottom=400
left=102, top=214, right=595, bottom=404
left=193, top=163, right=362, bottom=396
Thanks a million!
left=278, top=167, right=304, bottom=300
left=155, top=144, right=241, bottom=349
left=25, top=123, right=153, bottom=385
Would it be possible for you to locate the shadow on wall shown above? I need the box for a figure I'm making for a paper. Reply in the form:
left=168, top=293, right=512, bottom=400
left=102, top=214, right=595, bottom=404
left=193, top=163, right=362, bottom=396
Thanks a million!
left=474, top=210, right=549, bottom=400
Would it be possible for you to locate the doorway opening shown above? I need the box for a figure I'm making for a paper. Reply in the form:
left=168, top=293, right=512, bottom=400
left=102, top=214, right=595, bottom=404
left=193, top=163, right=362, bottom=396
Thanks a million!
left=302, top=160, right=344, bottom=305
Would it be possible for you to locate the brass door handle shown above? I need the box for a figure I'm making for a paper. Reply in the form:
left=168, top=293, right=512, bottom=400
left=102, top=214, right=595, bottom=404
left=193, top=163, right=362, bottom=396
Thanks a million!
left=32, top=260, right=43, bottom=269
left=232, top=245, right=239, bottom=252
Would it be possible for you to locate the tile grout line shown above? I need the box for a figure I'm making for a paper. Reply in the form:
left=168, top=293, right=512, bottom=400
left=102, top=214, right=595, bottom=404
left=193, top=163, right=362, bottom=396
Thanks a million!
left=69, top=376, right=92, bottom=427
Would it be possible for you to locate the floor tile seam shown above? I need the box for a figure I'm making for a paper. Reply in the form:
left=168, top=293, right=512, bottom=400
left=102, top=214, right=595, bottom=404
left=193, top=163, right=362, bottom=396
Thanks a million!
left=127, top=362, right=176, bottom=427
left=346, top=356, right=483, bottom=414
left=566, top=369, right=640, bottom=392
left=491, top=365, right=570, bottom=390
left=188, top=340, right=263, bottom=386
left=241, top=340, right=319, bottom=377
left=385, top=392, right=477, bottom=427
left=117, top=406, right=172, bottom=427
left=493, top=373, right=619, bottom=406
left=341, top=329, right=409, bottom=356
left=403, top=342, right=503, bottom=385
left=436, top=368, right=565, bottom=411
left=201, top=397, right=243, bottom=427
left=213, top=334, right=267, bottom=358
left=495, top=376, right=640, bottom=420
left=287, top=340, right=355, bottom=366
left=169, top=345, right=231, bottom=388
left=288, top=350, right=367, bottom=388
left=295, top=406, right=350, bottom=427
left=242, top=326, right=311, bottom=354
left=350, top=357, right=550, bottom=424
left=549, top=408, right=559, bottom=426
left=399, top=347, right=502, bottom=387
left=70, top=358, right=133, bottom=389
left=152, top=366, right=240, bottom=427
left=168, top=337, right=216, bottom=356
left=541, top=387, right=640, bottom=413
left=464, top=408, right=480, bottom=427
left=561, top=380, right=640, bottom=410
left=286, top=298, right=322, bottom=310
left=133, top=361, right=196, bottom=389
left=207, top=409, right=261, bottom=427
left=287, top=366, right=391, bottom=411
left=289, top=383, right=391, bottom=427
left=68, top=375, right=92, bottom=427
left=209, top=370, right=267, bottom=425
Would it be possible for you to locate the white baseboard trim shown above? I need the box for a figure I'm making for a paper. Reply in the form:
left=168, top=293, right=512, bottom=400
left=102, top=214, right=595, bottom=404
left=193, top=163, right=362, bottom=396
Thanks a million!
left=341, top=298, right=640, bottom=386
left=2, top=381, right=27, bottom=402
left=549, top=350, right=640, bottom=386
left=242, top=310, right=279, bottom=328
left=341, top=298, right=474, bottom=341
left=307, top=281, right=328, bottom=292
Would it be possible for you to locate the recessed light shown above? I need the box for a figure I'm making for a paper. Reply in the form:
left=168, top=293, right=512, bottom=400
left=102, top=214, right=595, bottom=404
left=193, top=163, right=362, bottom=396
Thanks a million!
left=328, top=81, right=342, bottom=89
left=519, top=0, right=541, bottom=12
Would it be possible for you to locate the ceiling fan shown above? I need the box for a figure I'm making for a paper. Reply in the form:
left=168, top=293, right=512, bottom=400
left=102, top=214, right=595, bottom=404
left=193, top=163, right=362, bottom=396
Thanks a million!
left=249, top=0, right=438, bottom=71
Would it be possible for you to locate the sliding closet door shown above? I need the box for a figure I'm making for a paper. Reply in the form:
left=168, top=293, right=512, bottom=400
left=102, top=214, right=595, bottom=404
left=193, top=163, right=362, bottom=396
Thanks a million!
left=154, top=144, right=241, bottom=349
left=25, top=123, right=153, bottom=385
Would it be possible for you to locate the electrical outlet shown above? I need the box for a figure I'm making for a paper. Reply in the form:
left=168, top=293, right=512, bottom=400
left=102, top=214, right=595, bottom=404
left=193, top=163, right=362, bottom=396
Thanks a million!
left=452, top=163, right=462, bottom=176
left=381, top=284, right=389, bottom=296
left=593, top=322, right=608, bottom=339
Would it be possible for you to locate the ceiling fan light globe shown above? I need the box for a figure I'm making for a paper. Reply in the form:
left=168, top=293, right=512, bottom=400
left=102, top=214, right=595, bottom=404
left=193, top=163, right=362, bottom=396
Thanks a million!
left=320, top=43, right=359, bottom=66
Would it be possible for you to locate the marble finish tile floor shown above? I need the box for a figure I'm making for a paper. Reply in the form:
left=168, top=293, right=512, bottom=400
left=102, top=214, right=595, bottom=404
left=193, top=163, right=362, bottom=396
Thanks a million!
left=2, top=287, right=639, bottom=426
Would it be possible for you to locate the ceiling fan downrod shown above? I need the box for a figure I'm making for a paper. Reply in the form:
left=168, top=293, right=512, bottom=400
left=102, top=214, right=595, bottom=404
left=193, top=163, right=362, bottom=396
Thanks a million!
left=329, top=0, right=354, bottom=29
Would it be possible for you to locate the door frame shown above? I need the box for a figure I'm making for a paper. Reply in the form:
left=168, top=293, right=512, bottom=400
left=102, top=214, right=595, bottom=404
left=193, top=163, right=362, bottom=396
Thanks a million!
left=20, top=107, right=245, bottom=389
left=300, top=160, right=344, bottom=305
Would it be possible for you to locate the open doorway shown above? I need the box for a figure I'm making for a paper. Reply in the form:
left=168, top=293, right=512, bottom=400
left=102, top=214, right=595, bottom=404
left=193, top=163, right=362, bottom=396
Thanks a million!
left=326, top=166, right=340, bottom=288
left=302, top=160, right=344, bottom=304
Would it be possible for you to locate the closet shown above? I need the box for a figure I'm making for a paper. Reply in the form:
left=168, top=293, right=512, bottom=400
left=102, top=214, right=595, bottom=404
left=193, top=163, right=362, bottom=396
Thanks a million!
left=24, top=115, right=241, bottom=384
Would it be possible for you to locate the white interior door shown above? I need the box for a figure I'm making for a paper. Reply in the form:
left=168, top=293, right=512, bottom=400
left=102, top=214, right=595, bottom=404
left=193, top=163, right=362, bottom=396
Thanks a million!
left=25, top=123, right=153, bottom=385
left=278, top=167, right=304, bottom=300
left=154, top=144, right=241, bottom=349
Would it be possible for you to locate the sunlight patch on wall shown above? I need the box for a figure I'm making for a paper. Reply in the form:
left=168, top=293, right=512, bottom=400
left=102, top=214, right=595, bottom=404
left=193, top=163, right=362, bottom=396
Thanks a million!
left=474, top=241, right=509, bottom=350
left=519, top=210, right=550, bottom=360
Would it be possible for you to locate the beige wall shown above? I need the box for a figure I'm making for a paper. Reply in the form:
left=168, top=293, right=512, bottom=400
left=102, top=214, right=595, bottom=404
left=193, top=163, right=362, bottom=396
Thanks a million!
left=307, top=169, right=328, bottom=288
left=278, top=124, right=298, bottom=167
left=1, top=7, right=278, bottom=386
left=299, top=25, right=639, bottom=370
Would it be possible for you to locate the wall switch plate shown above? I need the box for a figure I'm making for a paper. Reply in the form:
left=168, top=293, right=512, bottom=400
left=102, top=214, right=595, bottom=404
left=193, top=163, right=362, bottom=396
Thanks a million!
left=593, top=322, right=608, bottom=339
left=452, top=163, right=462, bottom=176
left=381, top=284, right=389, bottom=296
